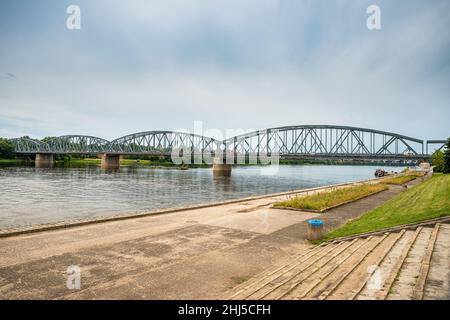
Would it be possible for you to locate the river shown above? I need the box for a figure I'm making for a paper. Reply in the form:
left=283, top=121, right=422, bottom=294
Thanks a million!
left=0, top=165, right=405, bottom=228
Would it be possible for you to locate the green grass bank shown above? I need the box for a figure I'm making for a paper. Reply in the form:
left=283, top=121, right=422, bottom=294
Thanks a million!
left=273, top=183, right=388, bottom=212
left=381, top=175, right=417, bottom=185
left=324, top=173, right=450, bottom=240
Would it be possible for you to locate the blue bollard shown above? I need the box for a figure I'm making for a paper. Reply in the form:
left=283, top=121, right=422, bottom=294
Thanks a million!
left=307, top=219, right=324, bottom=240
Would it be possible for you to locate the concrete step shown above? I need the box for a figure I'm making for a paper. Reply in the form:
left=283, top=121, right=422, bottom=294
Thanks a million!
left=306, top=234, right=389, bottom=300
left=424, top=224, right=450, bottom=299
left=226, top=243, right=332, bottom=299
left=411, top=224, right=441, bottom=300
left=261, top=239, right=358, bottom=300
left=356, top=228, right=421, bottom=300
left=282, top=238, right=368, bottom=299
left=326, top=231, right=405, bottom=300
left=234, top=242, right=343, bottom=300
left=225, top=223, right=449, bottom=300
left=387, top=227, right=434, bottom=300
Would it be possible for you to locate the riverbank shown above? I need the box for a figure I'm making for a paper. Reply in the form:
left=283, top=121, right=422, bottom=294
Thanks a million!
left=324, top=173, right=450, bottom=240
left=0, top=174, right=421, bottom=299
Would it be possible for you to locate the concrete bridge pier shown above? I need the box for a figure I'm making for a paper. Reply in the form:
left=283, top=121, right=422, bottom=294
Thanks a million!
left=213, top=157, right=232, bottom=177
left=35, top=153, right=54, bottom=168
left=101, top=154, right=120, bottom=170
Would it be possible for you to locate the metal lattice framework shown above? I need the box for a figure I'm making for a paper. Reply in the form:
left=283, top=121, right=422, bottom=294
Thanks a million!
left=9, top=125, right=440, bottom=161
left=10, top=135, right=110, bottom=154
left=9, top=138, right=51, bottom=153
left=222, top=125, right=426, bottom=160
left=44, top=135, right=110, bottom=154
left=108, top=131, right=219, bottom=155
left=426, top=140, right=447, bottom=154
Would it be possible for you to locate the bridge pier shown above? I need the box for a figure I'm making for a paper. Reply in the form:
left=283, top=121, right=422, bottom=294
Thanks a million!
left=35, top=153, right=54, bottom=168
left=101, top=154, right=120, bottom=170
left=213, top=157, right=232, bottom=177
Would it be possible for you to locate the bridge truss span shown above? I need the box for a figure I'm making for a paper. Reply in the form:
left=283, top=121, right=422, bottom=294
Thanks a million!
left=44, top=135, right=111, bottom=154
left=222, top=125, right=426, bottom=160
left=108, top=131, right=220, bottom=156
left=9, top=125, right=439, bottom=162
left=9, top=138, right=51, bottom=154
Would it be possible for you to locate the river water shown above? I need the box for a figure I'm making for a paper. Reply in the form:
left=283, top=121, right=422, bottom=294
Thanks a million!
left=0, top=165, right=405, bottom=228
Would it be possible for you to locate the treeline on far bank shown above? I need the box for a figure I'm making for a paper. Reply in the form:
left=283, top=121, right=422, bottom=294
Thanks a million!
left=0, top=138, right=14, bottom=159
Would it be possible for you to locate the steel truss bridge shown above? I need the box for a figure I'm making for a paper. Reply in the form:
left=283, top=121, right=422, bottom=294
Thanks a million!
left=10, top=125, right=446, bottom=163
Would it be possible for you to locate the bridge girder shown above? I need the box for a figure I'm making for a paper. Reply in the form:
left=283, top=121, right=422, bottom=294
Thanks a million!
left=9, top=138, right=51, bottom=154
left=221, top=125, right=425, bottom=159
left=44, top=135, right=111, bottom=154
left=108, top=131, right=219, bottom=155
left=426, top=139, right=447, bottom=153
left=10, top=135, right=110, bottom=154
left=9, top=125, right=441, bottom=161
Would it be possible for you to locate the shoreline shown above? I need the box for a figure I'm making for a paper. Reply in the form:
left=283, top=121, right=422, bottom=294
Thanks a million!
left=0, top=175, right=386, bottom=238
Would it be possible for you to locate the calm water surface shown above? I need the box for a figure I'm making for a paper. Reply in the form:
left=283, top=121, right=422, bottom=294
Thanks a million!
left=0, top=165, right=405, bottom=228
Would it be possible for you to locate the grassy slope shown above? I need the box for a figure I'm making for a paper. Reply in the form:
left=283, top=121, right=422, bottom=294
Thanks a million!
left=324, top=174, right=450, bottom=240
left=274, top=184, right=388, bottom=211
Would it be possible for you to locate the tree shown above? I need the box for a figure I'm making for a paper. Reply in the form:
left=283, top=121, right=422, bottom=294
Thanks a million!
left=0, top=138, right=14, bottom=159
left=42, top=136, right=56, bottom=144
left=443, top=137, right=450, bottom=174
left=431, top=150, right=444, bottom=172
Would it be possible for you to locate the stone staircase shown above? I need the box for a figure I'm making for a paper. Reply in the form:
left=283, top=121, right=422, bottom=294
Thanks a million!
left=226, top=223, right=450, bottom=300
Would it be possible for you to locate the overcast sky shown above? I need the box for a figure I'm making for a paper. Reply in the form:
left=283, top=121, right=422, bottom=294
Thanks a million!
left=0, top=0, right=449, bottom=141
